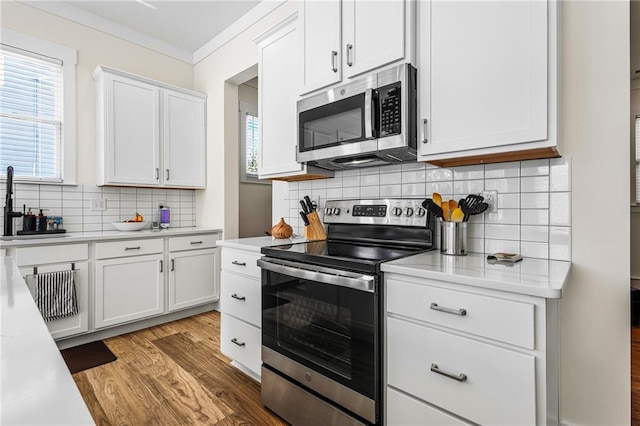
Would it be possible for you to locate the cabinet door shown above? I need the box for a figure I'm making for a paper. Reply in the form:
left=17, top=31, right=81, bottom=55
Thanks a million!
left=343, top=0, right=406, bottom=79
left=105, top=74, right=161, bottom=185
left=258, top=20, right=305, bottom=178
left=162, top=90, right=206, bottom=188
left=300, top=0, right=342, bottom=94
left=168, top=248, right=219, bottom=312
left=419, top=0, right=548, bottom=157
left=95, top=254, right=164, bottom=329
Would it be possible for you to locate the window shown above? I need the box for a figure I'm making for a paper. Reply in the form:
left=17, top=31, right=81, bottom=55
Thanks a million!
left=240, top=101, right=267, bottom=184
left=0, top=29, right=77, bottom=183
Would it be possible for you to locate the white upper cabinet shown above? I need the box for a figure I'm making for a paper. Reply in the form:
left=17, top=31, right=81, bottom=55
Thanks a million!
left=418, top=0, right=558, bottom=166
left=300, top=0, right=412, bottom=95
left=94, top=66, right=207, bottom=188
left=162, top=90, right=206, bottom=187
left=256, top=14, right=333, bottom=181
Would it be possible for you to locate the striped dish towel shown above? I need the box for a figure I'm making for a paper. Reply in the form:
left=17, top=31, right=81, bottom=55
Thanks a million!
left=35, top=270, right=78, bottom=322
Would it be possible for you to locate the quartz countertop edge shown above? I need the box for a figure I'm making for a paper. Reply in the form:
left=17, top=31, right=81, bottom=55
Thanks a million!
left=0, top=226, right=223, bottom=248
left=216, top=235, right=307, bottom=253
left=381, top=251, right=572, bottom=299
left=0, top=256, right=94, bottom=425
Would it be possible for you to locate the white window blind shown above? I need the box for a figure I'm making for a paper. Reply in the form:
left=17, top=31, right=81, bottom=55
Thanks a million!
left=0, top=45, right=63, bottom=180
left=245, top=112, right=259, bottom=177
left=636, top=115, right=640, bottom=203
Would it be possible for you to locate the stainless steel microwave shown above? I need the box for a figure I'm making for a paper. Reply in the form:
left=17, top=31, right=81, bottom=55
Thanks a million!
left=297, top=63, right=417, bottom=171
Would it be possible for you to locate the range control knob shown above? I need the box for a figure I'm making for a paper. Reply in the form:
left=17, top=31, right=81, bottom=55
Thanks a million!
left=332, top=207, right=341, bottom=215
left=404, top=207, right=414, bottom=216
left=324, top=207, right=333, bottom=216
left=392, top=207, right=403, bottom=216
left=415, top=207, right=426, bottom=217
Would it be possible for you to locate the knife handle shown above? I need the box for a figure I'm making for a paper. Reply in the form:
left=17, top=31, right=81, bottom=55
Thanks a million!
left=304, top=195, right=314, bottom=212
left=300, top=200, right=309, bottom=214
left=300, top=211, right=310, bottom=226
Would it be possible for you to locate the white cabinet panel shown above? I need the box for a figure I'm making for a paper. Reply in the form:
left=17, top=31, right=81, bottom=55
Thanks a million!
left=168, top=233, right=220, bottom=252
left=95, top=254, right=164, bottom=329
left=221, top=247, right=261, bottom=279
left=95, top=238, right=163, bottom=260
left=162, top=90, right=206, bottom=188
left=220, top=313, right=262, bottom=376
left=220, top=270, right=261, bottom=327
left=386, top=387, right=470, bottom=426
left=168, top=248, right=219, bottom=312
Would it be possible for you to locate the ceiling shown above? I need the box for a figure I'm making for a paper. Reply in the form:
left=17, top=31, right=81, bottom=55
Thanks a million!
left=20, top=0, right=281, bottom=64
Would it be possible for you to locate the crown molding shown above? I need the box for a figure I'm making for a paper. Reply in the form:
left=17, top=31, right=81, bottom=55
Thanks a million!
left=193, top=0, right=287, bottom=64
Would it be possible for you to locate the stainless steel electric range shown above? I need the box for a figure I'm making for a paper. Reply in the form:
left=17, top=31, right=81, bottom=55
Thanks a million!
left=258, top=198, right=435, bottom=426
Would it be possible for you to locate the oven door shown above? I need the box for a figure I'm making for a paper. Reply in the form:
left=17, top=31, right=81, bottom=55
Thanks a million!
left=258, top=257, right=379, bottom=423
left=297, top=75, right=378, bottom=164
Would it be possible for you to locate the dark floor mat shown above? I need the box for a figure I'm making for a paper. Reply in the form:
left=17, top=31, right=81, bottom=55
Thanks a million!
left=61, top=340, right=117, bottom=374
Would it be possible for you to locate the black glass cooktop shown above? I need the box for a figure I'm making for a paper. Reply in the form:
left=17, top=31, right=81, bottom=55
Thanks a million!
left=261, top=240, right=429, bottom=274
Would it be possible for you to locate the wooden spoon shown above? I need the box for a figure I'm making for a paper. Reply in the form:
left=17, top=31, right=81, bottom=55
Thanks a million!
left=451, top=207, right=464, bottom=222
left=448, top=199, right=457, bottom=212
left=432, top=192, right=442, bottom=207
left=441, top=202, right=449, bottom=221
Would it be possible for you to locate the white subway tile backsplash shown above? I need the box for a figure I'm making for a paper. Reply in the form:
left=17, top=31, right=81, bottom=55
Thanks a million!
left=312, top=179, right=327, bottom=190
left=426, top=182, right=453, bottom=195
left=485, top=161, right=520, bottom=178
left=361, top=186, right=380, bottom=198
left=327, top=188, right=343, bottom=199
left=299, top=181, right=313, bottom=190
left=403, top=169, right=426, bottom=183
left=343, top=175, right=361, bottom=187
left=485, top=239, right=521, bottom=254
left=485, top=209, right=520, bottom=225
left=427, top=167, right=453, bottom=181
left=550, top=157, right=571, bottom=192
left=497, top=193, right=520, bottom=209
left=379, top=185, right=401, bottom=197
left=521, top=176, right=549, bottom=193
left=521, top=159, right=550, bottom=176
left=401, top=183, right=425, bottom=197
left=521, top=225, right=549, bottom=242
left=453, top=180, right=484, bottom=196
left=361, top=166, right=381, bottom=175
left=343, top=186, right=361, bottom=198
left=453, top=165, right=484, bottom=180
left=550, top=192, right=571, bottom=226
left=485, top=224, right=520, bottom=240
left=401, top=162, right=425, bottom=172
left=468, top=223, right=485, bottom=238
left=326, top=177, right=343, bottom=188
left=521, top=193, right=549, bottom=209
left=521, top=209, right=549, bottom=226
left=549, top=226, right=571, bottom=261
left=521, top=241, right=549, bottom=259
left=361, top=174, right=380, bottom=186
left=485, top=177, right=520, bottom=193
left=468, top=237, right=485, bottom=253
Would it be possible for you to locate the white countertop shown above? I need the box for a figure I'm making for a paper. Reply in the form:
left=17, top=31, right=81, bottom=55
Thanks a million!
left=382, top=251, right=571, bottom=299
left=0, top=256, right=94, bottom=425
left=0, top=226, right=222, bottom=248
left=216, top=235, right=307, bottom=253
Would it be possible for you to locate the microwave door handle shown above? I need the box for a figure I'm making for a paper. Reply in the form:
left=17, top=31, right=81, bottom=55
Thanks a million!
left=364, top=88, right=374, bottom=139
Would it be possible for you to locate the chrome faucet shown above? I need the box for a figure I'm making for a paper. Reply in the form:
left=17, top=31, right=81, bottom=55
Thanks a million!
left=4, top=166, right=23, bottom=237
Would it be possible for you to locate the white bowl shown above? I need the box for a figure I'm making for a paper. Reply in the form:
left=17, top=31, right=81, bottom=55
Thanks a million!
left=111, top=221, right=149, bottom=231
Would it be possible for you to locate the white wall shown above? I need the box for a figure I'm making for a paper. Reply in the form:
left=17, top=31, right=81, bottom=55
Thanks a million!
left=0, top=0, right=196, bottom=185
left=560, top=2, right=630, bottom=424
left=193, top=1, right=296, bottom=237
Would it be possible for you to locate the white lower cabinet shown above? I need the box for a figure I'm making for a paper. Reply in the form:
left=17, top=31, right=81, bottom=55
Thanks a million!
left=219, top=246, right=262, bottom=379
left=95, top=253, right=164, bottom=329
left=385, top=274, right=559, bottom=425
left=168, top=248, right=219, bottom=312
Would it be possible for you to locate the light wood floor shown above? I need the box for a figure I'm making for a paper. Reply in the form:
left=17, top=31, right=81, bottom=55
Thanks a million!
left=72, top=311, right=288, bottom=425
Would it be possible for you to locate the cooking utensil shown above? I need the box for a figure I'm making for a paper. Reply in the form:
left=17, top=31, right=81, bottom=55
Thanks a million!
left=441, top=202, right=450, bottom=221
left=448, top=199, right=457, bottom=213
left=304, top=195, right=315, bottom=212
left=432, top=192, right=442, bottom=207
left=422, top=199, right=443, bottom=219
left=451, top=207, right=464, bottom=222
left=464, top=194, right=484, bottom=210
left=300, top=200, right=310, bottom=214
left=460, top=201, right=489, bottom=221
left=300, top=211, right=310, bottom=226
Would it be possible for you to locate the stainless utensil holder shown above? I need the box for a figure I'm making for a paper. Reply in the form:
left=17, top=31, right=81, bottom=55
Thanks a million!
left=440, top=221, right=468, bottom=256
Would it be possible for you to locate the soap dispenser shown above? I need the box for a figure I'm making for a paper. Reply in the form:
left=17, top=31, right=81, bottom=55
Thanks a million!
left=22, top=207, right=35, bottom=232
left=35, top=209, right=47, bottom=232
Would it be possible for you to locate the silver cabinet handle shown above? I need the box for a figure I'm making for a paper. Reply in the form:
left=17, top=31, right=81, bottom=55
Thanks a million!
left=190, top=241, right=203, bottom=245
left=422, top=119, right=429, bottom=144
left=231, top=293, right=246, bottom=301
left=346, top=43, right=353, bottom=67
left=125, top=246, right=141, bottom=251
left=231, top=260, right=246, bottom=266
left=231, top=338, right=246, bottom=347
left=430, top=363, right=467, bottom=382
left=155, top=168, right=159, bottom=179
left=159, top=260, right=163, bottom=273
left=430, top=302, right=466, bottom=316
left=166, top=169, right=170, bottom=180
left=170, top=258, right=175, bottom=271
left=331, top=50, right=338, bottom=73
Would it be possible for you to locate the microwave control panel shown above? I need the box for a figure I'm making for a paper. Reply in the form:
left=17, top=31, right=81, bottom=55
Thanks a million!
left=378, top=83, right=401, bottom=137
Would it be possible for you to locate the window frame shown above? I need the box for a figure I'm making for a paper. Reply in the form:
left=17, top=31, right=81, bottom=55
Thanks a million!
left=0, top=28, right=77, bottom=184
left=239, top=100, right=268, bottom=185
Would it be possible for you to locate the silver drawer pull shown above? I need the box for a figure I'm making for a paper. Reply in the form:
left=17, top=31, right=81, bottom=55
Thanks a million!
left=231, top=293, right=246, bottom=301
left=231, top=338, right=246, bottom=347
left=231, top=260, right=246, bottom=266
left=430, top=302, right=466, bottom=316
left=430, top=363, right=467, bottom=382
left=125, top=246, right=141, bottom=251
left=190, top=241, right=203, bottom=245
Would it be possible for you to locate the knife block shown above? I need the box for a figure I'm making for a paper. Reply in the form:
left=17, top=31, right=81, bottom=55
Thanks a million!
left=304, top=211, right=327, bottom=241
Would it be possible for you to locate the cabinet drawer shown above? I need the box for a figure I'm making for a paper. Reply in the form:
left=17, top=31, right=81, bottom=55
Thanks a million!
left=169, top=233, right=220, bottom=252
left=221, top=248, right=261, bottom=278
left=95, top=238, right=163, bottom=259
left=386, top=278, right=534, bottom=349
left=221, top=271, right=261, bottom=327
left=220, top=313, right=261, bottom=375
left=386, top=387, right=470, bottom=426
left=387, top=317, right=536, bottom=425
left=15, top=243, right=89, bottom=266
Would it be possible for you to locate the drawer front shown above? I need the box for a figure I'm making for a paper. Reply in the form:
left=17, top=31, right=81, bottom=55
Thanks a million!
left=95, top=238, right=163, bottom=259
left=387, top=278, right=534, bottom=349
left=386, top=387, right=470, bottom=426
left=221, top=271, right=261, bottom=327
left=15, top=243, right=89, bottom=266
left=221, top=248, right=261, bottom=279
left=169, top=233, right=220, bottom=252
left=387, top=317, right=536, bottom=425
left=220, top=313, right=261, bottom=375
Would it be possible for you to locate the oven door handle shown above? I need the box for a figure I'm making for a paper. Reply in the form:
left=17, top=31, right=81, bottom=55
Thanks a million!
left=257, top=259, right=375, bottom=293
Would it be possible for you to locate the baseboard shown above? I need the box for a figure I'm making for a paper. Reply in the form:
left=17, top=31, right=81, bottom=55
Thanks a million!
left=230, top=360, right=261, bottom=383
